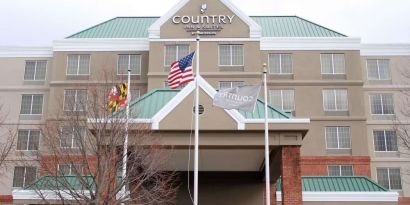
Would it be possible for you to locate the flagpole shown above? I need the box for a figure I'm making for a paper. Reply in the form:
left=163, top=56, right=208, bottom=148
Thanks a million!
left=194, top=31, right=200, bottom=205
left=263, top=63, right=271, bottom=205
left=121, top=68, right=131, bottom=202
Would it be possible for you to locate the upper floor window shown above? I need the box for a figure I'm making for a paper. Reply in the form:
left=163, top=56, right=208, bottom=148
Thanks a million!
left=64, top=89, right=87, bottom=111
left=20, top=94, right=43, bottom=115
left=13, top=166, right=36, bottom=187
left=374, top=130, right=398, bottom=152
left=270, top=89, right=295, bottom=112
left=117, top=54, right=141, bottom=75
left=165, top=45, right=189, bottom=66
left=218, top=81, right=244, bottom=90
left=325, top=126, right=351, bottom=149
left=219, top=45, right=244, bottom=66
left=322, top=89, right=348, bottom=111
left=377, top=168, right=402, bottom=190
left=328, top=165, right=353, bottom=176
left=58, top=164, right=82, bottom=175
left=321, top=54, right=345, bottom=74
left=67, top=54, right=90, bottom=75
left=17, top=130, right=40, bottom=151
left=367, top=59, right=390, bottom=80
left=370, top=93, right=394, bottom=115
left=269, top=54, right=293, bottom=74
left=24, top=60, right=47, bottom=81
left=60, top=126, right=85, bottom=149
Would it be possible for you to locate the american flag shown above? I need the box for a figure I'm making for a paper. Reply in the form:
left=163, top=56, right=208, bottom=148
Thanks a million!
left=167, top=52, right=195, bottom=89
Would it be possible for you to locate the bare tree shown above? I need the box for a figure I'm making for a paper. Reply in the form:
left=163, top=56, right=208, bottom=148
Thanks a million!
left=0, top=104, right=16, bottom=173
left=29, top=75, right=178, bottom=205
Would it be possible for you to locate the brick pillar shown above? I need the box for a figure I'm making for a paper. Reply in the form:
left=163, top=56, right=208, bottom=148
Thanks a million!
left=281, top=146, right=302, bottom=205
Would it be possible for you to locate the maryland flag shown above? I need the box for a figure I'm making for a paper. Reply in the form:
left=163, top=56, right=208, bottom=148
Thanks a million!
left=105, top=82, right=128, bottom=113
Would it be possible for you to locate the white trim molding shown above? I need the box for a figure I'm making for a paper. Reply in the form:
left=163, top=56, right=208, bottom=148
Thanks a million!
left=361, top=44, right=410, bottom=56
left=276, top=191, right=398, bottom=202
left=148, top=0, right=261, bottom=39
left=150, top=38, right=260, bottom=42
left=53, top=38, right=149, bottom=51
left=13, top=189, right=91, bottom=201
left=0, top=46, right=53, bottom=58
left=260, top=37, right=362, bottom=50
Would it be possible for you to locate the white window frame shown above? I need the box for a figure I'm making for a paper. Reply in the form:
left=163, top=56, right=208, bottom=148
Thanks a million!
left=328, top=165, right=354, bottom=176
left=218, top=44, right=244, bottom=66
left=24, top=60, right=47, bottom=81
left=60, top=126, right=85, bottom=149
left=130, top=89, right=141, bottom=102
left=12, top=166, right=37, bottom=188
left=163, top=45, right=190, bottom=66
left=117, top=54, right=142, bottom=75
left=367, top=59, right=391, bottom=80
left=376, top=167, right=402, bottom=190
left=268, top=53, right=293, bottom=74
left=320, top=53, right=345, bottom=74
left=20, top=94, right=43, bottom=115
left=63, top=89, right=88, bottom=111
left=66, top=54, right=91, bottom=76
left=322, top=89, right=348, bottom=111
left=369, top=93, right=394, bottom=115
left=373, top=130, right=398, bottom=152
left=17, top=130, right=40, bottom=151
left=269, top=89, right=295, bottom=112
left=218, top=81, right=245, bottom=90
left=325, top=126, right=352, bottom=149
left=58, top=164, right=82, bottom=175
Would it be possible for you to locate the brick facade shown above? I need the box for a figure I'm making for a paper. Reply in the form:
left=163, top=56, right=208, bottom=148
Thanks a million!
left=399, top=197, right=410, bottom=205
left=281, top=146, right=302, bottom=205
left=301, top=156, right=371, bottom=177
left=0, top=195, right=13, bottom=203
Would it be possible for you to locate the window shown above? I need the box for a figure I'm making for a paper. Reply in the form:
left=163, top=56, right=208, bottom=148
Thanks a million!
left=377, top=168, right=402, bottom=190
left=367, top=59, right=390, bottom=80
left=17, top=130, right=40, bottom=151
left=269, top=54, right=293, bottom=74
left=13, top=166, right=36, bottom=187
left=270, top=89, right=295, bottom=112
left=60, top=126, right=85, bottom=148
left=165, top=45, right=189, bottom=66
left=328, top=165, right=353, bottom=176
left=24, top=60, right=47, bottom=80
left=58, top=164, right=82, bottom=175
left=67, top=54, right=90, bottom=75
left=370, top=94, right=394, bottom=115
left=321, top=54, right=345, bottom=74
left=130, top=89, right=141, bottom=102
left=326, top=126, right=351, bottom=149
left=218, top=81, right=244, bottom=90
left=20, top=94, right=43, bottom=115
left=374, top=130, right=398, bottom=152
left=64, top=89, right=87, bottom=111
left=322, top=89, right=348, bottom=111
left=117, top=54, right=141, bottom=75
left=219, top=45, right=244, bottom=66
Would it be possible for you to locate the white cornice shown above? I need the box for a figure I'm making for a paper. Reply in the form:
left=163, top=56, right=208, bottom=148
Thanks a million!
left=276, top=191, right=398, bottom=202
left=148, top=0, right=261, bottom=39
left=260, top=37, right=362, bottom=50
left=361, top=44, right=410, bottom=56
left=0, top=46, right=53, bottom=57
left=53, top=38, right=149, bottom=51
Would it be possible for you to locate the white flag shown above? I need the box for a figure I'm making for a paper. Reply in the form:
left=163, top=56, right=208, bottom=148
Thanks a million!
left=213, top=85, right=261, bottom=112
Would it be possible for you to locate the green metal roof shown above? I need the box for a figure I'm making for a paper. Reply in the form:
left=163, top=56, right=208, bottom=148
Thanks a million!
left=239, top=99, right=291, bottom=119
left=123, top=89, right=290, bottom=120
left=25, top=176, right=96, bottom=190
left=67, top=16, right=345, bottom=38
left=128, top=88, right=179, bottom=119
left=276, top=176, right=388, bottom=192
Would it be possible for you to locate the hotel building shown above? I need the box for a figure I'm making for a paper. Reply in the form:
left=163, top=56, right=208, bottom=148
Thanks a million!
left=0, top=0, right=410, bottom=204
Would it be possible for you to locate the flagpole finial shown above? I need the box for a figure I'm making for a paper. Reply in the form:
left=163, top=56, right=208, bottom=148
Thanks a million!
left=262, top=63, right=267, bottom=74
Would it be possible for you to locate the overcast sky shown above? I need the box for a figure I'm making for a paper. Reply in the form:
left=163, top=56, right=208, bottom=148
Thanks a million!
left=0, top=0, right=409, bottom=46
